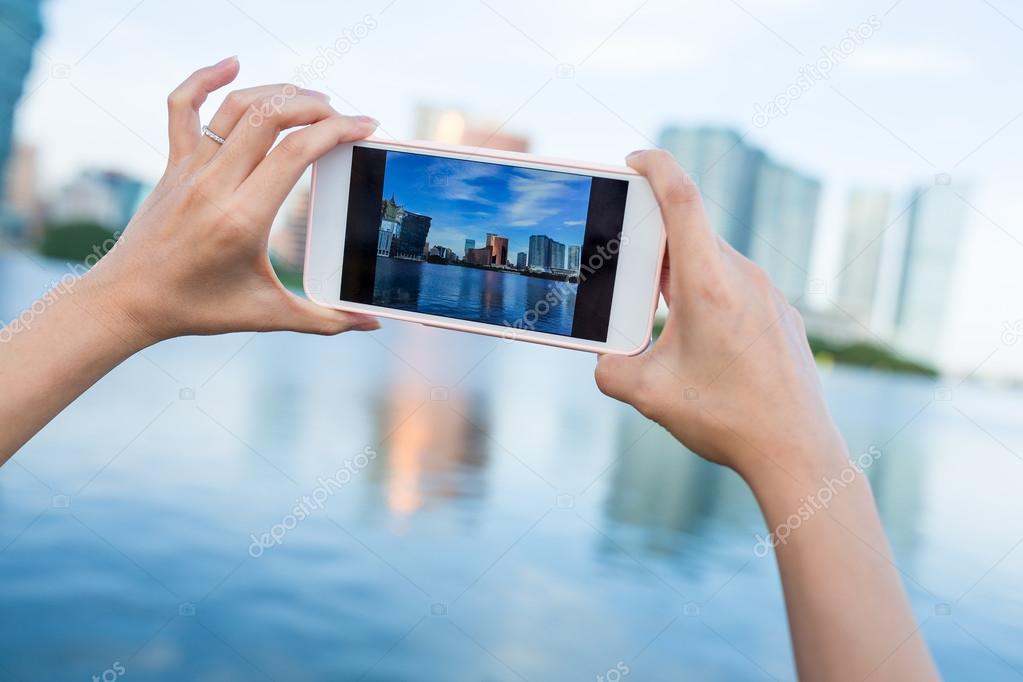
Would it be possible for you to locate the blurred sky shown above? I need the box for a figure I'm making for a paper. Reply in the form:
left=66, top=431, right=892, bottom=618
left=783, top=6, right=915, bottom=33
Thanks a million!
left=11, top=0, right=1023, bottom=379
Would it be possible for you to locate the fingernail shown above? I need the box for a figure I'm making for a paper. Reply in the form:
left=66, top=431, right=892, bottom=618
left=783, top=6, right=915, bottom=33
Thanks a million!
left=626, top=149, right=647, bottom=160
left=354, top=115, right=379, bottom=127
left=298, top=88, right=329, bottom=102
left=352, top=319, right=381, bottom=332
left=215, top=55, right=238, bottom=67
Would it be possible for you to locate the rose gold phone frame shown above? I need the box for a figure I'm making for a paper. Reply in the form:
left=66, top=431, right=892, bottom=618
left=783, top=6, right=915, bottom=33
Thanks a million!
left=304, top=137, right=665, bottom=355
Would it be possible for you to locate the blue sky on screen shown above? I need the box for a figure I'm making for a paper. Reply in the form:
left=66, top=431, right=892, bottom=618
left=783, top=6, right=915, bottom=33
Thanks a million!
left=380, top=151, right=591, bottom=257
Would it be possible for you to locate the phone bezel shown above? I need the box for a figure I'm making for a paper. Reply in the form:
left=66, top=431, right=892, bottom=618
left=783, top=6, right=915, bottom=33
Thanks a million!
left=303, top=138, right=664, bottom=355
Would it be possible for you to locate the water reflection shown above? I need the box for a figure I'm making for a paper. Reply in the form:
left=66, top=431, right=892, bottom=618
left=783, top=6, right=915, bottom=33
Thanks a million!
left=371, top=258, right=577, bottom=336
left=371, top=374, right=490, bottom=518
left=825, top=369, right=935, bottom=558
left=0, top=255, right=1020, bottom=681
left=870, top=428, right=928, bottom=554
left=604, top=421, right=722, bottom=540
left=479, top=269, right=505, bottom=316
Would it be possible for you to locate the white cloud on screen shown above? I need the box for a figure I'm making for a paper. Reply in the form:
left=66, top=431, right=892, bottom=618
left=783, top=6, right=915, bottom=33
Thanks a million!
left=503, top=168, right=589, bottom=227
left=426, top=157, right=503, bottom=204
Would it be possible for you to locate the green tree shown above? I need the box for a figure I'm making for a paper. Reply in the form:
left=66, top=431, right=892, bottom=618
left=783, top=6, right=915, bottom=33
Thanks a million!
left=38, top=221, right=119, bottom=263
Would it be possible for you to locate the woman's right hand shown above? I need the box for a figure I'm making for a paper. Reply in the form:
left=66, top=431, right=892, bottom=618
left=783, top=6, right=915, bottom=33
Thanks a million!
left=82, top=57, right=382, bottom=348
left=0, top=57, right=383, bottom=461
left=595, top=150, right=847, bottom=486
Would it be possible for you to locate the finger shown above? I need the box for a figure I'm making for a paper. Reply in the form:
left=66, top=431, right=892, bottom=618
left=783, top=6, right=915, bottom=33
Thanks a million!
left=594, top=353, right=646, bottom=405
left=277, top=293, right=381, bottom=335
left=166, top=56, right=240, bottom=164
left=241, top=114, right=379, bottom=209
left=206, top=94, right=339, bottom=188
left=192, top=84, right=330, bottom=166
left=626, top=150, right=722, bottom=273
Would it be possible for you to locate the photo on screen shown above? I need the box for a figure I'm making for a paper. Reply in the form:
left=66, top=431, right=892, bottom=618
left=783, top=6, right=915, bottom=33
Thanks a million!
left=340, top=148, right=629, bottom=341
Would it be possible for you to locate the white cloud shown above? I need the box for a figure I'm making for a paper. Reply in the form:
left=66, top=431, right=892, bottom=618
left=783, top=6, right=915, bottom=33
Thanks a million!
left=502, top=168, right=587, bottom=227
left=427, top=157, right=503, bottom=204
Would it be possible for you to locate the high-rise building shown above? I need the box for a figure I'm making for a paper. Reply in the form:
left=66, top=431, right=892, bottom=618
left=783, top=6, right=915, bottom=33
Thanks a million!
left=4, top=143, right=41, bottom=239
left=271, top=188, right=310, bottom=270
left=835, top=189, right=892, bottom=326
left=748, top=160, right=821, bottom=302
left=892, top=184, right=968, bottom=366
left=659, top=126, right=764, bottom=255
left=100, top=170, right=147, bottom=228
left=485, top=233, right=508, bottom=265
left=567, top=245, right=581, bottom=272
left=372, top=194, right=432, bottom=259
left=429, top=245, right=455, bottom=260
left=377, top=217, right=400, bottom=257
left=466, top=246, right=492, bottom=266
left=528, top=234, right=550, bottom=270
left=50, top=174, right=118, bottom=228
left=0, top=0, right=42, bottom=240
left=526, top=234, right=567, bottom=271
left=365, top=194, right=406, bottom=259
left=50, top=169, right=147, bottom=230
left=549, top=240, right=566, bottom=271
left=660, top=125, right=823, bottom=304
left=464, top=238, right=475, bottom=257
left=516, top=251, right=527, bottom=269
left=395, top=211, right=431, bottom=260
left=415, top=105, right=530, bottom=152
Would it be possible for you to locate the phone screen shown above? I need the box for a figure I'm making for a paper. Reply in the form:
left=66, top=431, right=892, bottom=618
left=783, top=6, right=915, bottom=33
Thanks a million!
left=339, top=147, right=629, bottom=341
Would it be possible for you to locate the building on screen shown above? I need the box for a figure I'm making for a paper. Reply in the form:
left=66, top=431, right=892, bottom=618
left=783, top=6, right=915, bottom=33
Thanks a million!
left=527, top=234, right=568, bottom=272
left=567, top=245, right=581, bottom=272
left=549, top=240, right=566, bottom=271
left=378, top=217, right=399, bottom=257
left=466, top=246, right=493, bottom=266
left=485, top=233, right=508, bottom=266
left=378, top=194, right=432, bottom=261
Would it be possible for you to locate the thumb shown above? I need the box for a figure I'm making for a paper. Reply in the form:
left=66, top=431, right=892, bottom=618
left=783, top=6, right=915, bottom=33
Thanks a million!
left=277, top=294, right=381, bottom=335
left=594, top=353, right=646, bottom=404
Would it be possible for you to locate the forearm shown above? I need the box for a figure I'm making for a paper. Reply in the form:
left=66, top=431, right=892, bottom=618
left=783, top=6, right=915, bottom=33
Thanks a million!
left=0, top=271, right=149, bottom=461
left=742, top=438, right=939, bottom=681
left=0, top=62, right=382, bottom=460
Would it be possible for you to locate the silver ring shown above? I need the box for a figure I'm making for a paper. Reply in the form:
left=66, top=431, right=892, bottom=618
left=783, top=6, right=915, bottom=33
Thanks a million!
left=201, top=124, right=226, bottom=145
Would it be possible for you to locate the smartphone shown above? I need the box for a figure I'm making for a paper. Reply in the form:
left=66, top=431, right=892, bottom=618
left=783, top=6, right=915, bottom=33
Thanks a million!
left=303, top=139, right=665, bottom=355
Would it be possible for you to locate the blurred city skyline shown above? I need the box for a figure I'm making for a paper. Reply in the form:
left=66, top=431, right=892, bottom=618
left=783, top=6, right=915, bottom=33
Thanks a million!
left=2, top=0, right=1021, bottom=379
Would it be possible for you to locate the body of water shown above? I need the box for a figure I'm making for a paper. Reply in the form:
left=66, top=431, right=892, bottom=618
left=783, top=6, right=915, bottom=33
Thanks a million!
left=1, top=253, right=1021, bottom=681
left=372, top=257, right=577, bottom=337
